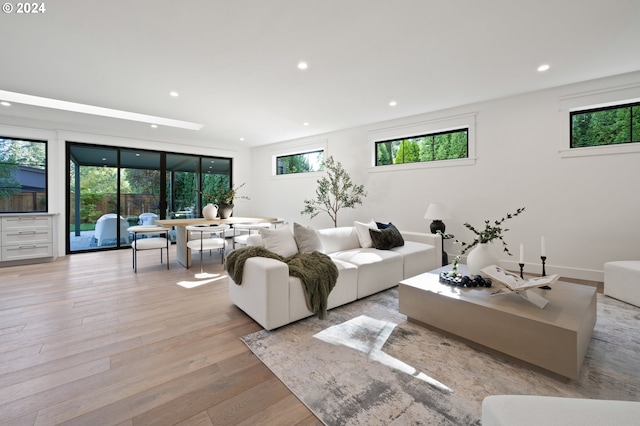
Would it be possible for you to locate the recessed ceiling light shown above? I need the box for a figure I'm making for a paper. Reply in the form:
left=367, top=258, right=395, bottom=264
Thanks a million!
left=303, top=122, right=309, bottom=126
left=169, top=91, right=179, bottom=97
left=1, top=101, right=10, bottom=107
left=150, top=124, right=158, bottom=128
left=297, top=62, right=308, bottom=70
left=239, top=137, right=245, bottom=141
left=537, top=64, right=550, bottom=72
left=0, top=89, right=203, bottom=130
left=389, top=101, right=397, bottom=107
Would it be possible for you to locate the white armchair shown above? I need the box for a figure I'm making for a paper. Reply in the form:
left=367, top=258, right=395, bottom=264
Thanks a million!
left=94, top=214, right=131, bottom=247
left=138, top=212, right=159, bottom=226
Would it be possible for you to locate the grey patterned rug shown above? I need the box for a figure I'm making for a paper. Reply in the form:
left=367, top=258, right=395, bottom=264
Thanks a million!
left=241, top=288, right=640, bottom=425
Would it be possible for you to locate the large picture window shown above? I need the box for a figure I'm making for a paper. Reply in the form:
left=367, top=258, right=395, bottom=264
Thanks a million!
left=375, top=128, right=468, bottom=166
left=276, top=150, right=324, bottom=175
left=0, top=137, right=47, bottom=213
left=571, top=102, right=640, bottom=148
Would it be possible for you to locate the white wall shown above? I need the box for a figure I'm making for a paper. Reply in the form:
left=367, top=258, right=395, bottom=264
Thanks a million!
left=249, top=71, right=640, bottom=281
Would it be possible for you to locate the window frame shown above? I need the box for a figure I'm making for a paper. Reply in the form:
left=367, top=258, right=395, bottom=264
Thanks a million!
left=569, top=101, right=639, bottom=149
left=374, top=127, right=469, bottom=167
left=368, top=113, right=476, bottom=172
left=275, top=149, right=324, bottom=175
left=558, top=84, right=640, bottom=159
left=271, top=139, right=327, bottom=178
left=0, top=136, right=48, bottom=213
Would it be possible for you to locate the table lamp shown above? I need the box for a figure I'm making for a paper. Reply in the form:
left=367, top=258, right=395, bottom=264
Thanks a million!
left=424, top=203, right=451, bottom=234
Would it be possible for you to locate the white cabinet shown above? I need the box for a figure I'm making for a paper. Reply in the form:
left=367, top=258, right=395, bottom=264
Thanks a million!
left=1, top=214, right=55, bottom=264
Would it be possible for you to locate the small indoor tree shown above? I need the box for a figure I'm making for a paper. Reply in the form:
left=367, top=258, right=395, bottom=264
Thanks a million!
left=301, top=156, right=367, bottom=227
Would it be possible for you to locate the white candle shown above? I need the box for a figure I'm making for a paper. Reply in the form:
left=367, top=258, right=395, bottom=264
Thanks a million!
left=519, top=243, right=524, bottom=264
left=541, top=236, right=546, bottom=257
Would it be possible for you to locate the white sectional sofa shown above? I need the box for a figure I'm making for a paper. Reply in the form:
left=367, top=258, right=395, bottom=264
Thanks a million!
left=228, top=224, right=441, bottom=330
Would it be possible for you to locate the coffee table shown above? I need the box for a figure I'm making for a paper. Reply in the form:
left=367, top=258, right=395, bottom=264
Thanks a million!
left=398, top=266, right=597, bottom=379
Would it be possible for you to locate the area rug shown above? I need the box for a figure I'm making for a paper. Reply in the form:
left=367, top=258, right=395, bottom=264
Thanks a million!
left=241, top=288, right=640, bottom=425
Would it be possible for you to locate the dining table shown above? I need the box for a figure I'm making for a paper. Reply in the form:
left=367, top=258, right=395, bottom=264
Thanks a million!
left=155, top=216, right=282, bottom=268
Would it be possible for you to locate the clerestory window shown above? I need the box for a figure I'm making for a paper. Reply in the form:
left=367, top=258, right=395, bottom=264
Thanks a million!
left=375, top=128, right=468, bottom=166
left=276, top=150, right=324, bottom=175
left=570, top=102, right=640, bottom=148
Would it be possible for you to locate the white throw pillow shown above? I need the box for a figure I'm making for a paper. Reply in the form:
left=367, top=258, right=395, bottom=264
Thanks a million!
left=259, top=226, right=299, bottom=257
left=354, top=219, right=377, bottom=248
left=293, top=222, right=323, bottom=253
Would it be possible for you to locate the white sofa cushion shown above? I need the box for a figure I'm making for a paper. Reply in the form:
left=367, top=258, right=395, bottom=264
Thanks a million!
left=330, top=248, right=404, bottom=298
left=391, top=240, right=437, bottom=278
left=259, top=226, right=298, bottom=257
left=317, top=226, right=361, bottom=253
left=354, top=219, right=376, bottom=248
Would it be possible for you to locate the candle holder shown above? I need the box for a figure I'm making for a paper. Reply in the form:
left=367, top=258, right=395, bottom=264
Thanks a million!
left=519, top=263, right=524, bottom=279
left=541, top=256, right=547, bottom=277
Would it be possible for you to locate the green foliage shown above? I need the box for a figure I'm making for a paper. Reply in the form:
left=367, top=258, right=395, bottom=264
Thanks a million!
left=452, top=207, right=525, bottom=256
left=123, top=169, right=160, bottom=195
left=79, top=192, right=104, bottom=223
left=201, top=181, right=249, bottom=205
left=571, top=104, right=639, bottom=147
left=277, top=151, right=322, bottom=174
left=376, top=129, right=468, bottom=166
left=394, top=140, right=420, bottom=164
left=301, top=156, right=367, bottom=227
left=0, top=162, right=20, bottom=199
left=0, top=138, right=45, bottom=202
left=376, top=143, right=392, bottom=165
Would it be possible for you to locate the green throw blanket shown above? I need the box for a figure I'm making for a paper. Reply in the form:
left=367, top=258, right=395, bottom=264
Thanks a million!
left=225, top=246, right=339, bottom=320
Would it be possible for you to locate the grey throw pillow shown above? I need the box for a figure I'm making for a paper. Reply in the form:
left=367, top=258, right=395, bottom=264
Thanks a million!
left=369, top=224, right=404, bottom=250
left=293, top=222, right=323, bottom=253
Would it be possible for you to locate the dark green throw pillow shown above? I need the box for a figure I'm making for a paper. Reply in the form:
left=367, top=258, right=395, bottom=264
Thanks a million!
left=369, top=224, right=404, bottom=250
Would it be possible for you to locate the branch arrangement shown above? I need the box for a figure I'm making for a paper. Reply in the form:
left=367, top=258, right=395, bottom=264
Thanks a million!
left=452, top=207, right=526, bottom=256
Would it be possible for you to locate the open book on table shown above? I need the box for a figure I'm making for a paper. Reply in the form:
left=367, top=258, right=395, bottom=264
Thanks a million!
left=481, top=264, right=559, bottom=292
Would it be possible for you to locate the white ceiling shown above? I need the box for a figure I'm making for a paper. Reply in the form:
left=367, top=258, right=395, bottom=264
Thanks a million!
left=1, top=0, right=640, bottom=147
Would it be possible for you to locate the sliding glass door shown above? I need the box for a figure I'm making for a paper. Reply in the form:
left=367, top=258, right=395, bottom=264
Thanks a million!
left=67, top=143, right=232, bottom=254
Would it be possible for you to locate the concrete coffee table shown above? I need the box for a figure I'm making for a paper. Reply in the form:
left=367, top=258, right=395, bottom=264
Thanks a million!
left=398, top=266, right=597, bottom=379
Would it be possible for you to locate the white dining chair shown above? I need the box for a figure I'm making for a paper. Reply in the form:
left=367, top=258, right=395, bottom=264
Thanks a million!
left=186, top=224, right=230, bottom=275
left=128, top=225, right=171, bottom=273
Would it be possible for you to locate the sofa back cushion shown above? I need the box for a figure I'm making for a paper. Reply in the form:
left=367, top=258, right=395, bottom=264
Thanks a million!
left=317, top=226, right=361, bottom=253
left=259, top=226, right=299, bottom=257
left=293, top=222, right=323, bottom=253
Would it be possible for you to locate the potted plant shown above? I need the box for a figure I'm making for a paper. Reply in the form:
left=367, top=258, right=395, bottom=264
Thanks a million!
left=301, top=156, right=367, bottom=227
left=453, top=207, right=525, bottom=275
left=202, top=182, right=249, bottom=219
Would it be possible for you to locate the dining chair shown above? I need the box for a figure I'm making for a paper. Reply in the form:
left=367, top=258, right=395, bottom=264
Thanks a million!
left=186, top=224, right=230, bottom=274
left=128, top=225, right=171, bottom=273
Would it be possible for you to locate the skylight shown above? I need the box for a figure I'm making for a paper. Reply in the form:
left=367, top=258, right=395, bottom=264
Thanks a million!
left=0, top=90, right=204, bottom=130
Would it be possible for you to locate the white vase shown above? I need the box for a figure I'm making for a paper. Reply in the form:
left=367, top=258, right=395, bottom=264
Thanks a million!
left=202, top=203, right=218, bottom=219
left=466, top=243, right=499, bottom=276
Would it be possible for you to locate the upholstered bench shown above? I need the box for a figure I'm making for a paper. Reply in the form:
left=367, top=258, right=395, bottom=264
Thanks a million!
left=604, top=261, right=640, bottom=307
left=482, top=395, right=640, bottom=425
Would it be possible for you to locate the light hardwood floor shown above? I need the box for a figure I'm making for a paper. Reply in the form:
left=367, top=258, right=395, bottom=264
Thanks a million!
left=0, top=247, right=322, bottom=425
left=1, top=248, right=604, bottom=425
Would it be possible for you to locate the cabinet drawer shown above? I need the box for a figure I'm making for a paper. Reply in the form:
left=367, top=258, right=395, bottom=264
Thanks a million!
left=1, top=216, right=52, bottom=231
left=2, top=244, right=53, bottom=261
left=2, top=229, right=52, bottom=245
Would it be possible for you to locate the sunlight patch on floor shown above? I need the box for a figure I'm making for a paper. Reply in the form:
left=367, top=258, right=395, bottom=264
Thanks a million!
left=177, top=274, right=225, bottom=288
left=314, top=315, right=453, bottom=394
